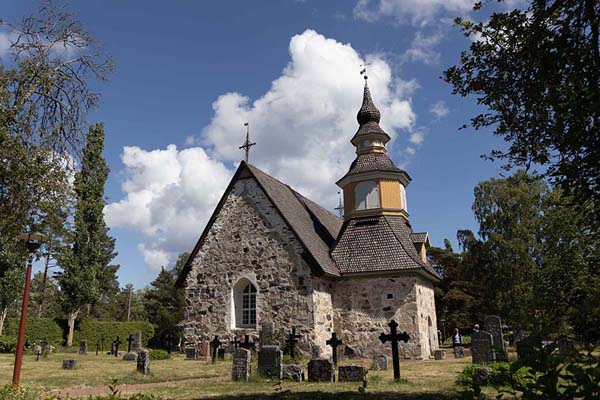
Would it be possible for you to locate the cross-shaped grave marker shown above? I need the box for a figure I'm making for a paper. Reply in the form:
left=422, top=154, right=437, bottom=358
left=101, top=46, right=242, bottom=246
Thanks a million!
left=326, top=332, right=343, bottom=366
left=286, top=327, right=302, bottom=359
left=379, top=320, right=410, bottom=381
left=210, top=335, right=221, bottom=363
left=232, top=336, right=241, bottom=351
left=127, top=334, right=135, bottom=353
left=114, top=336, right=122, bottom=358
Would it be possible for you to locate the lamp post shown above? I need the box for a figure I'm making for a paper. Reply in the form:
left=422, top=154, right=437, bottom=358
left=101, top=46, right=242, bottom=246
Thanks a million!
left=13, top=232, right=46, bottom=386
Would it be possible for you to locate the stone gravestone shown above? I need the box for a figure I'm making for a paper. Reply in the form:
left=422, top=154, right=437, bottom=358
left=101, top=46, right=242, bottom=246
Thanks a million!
left=372, top=355, right=388, bottom=371
left=307, top=359, right=333, bottom=382
left=79, top=340, right=88, bottom=355
left=259, top=321, right=276, bottom=347
left=471, top=330, right=495, bottom=365
left=62, top=359, right=77, bottom=370
left=197, top=340, right=210, bottom=361
left=123, top=352, right=137, bottom=361
left=132, top=331, right=142, bottom=351
left=231, top=348, right=251, bottom=381
left=217, top=348, right=226, bottom=360
left=434, top=350, right=446, bottom=360
left=282, top=364, right=304, bottom=382
left=338, top=365, right=366, bottom=382
left=137, top=350, right=150, bottom=375
left=557, top=336, right=576, bottom=357
left=484, top=315, right=508, bottom=362
left=184, top=346, right=198, bottom=360
left=257, top=345, right=282, bottom=379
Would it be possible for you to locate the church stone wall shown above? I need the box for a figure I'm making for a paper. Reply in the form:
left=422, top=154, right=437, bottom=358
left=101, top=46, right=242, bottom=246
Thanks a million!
left=183, top=177, right=321, bottom=352
left=416, top=276, right=439, bottom=357
left=331, top=274, right=432, bottom=359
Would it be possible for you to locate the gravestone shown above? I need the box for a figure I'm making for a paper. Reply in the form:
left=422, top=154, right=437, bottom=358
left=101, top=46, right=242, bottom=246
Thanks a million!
left=123, top=352, right=137, bottom=361
left=473, top=367, right=492, bottom=386
left=513, top=329, right=525, bottom=345
left=132, top=331, right=142, bottom=351
left=231, top=348, right=251, bottom=381
left=137, top=350, right=150, bottom=375
left=484, top=315, right=508, bottom=362
left=282, top=364, right=304, bottom=382
left=62, top=359, right=77, bottom=370
left=197, top=340, right=210, bottom=360
left=307, top=359, right=333, bottom=382
left=557, top=336, right=576, bottom=357
left=285, top=327, right=301, bottom=358
left=210, top=336, right=222, bottom=363
left=379, top=319, right=410, bottom=381
left=79, top=340, right=88, bottom=355
left=434, top=349, right=446, bottom=360
left=372, top=355, right=388, bottom=371
left=257, top=345, right=282, bottom=379
left=259, top=321, right=275, bottom=347
left=240, top=335, right=256, bottom=352
left=325, top=332, right=343, bottom=366
left=184, top=346, right=198, bottom=360
left=338, top=365, right=366, bottom=382
left=471, top=330, right=495, bottom=365
left=217, top=348, right=226, bottom=360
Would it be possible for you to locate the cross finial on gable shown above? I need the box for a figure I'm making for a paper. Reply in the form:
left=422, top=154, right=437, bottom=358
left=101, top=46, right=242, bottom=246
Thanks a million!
left=239, top=122, right=256, bottom=163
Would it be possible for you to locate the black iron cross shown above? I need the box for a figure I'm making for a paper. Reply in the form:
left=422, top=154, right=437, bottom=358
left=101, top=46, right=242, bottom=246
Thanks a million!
left=210, top=335, right=221, bottom=363
left=114, top=336, right=122, bottom=358
left=326, top=332, right=343, bottom=365
left=239, top=122, right=256, bottom=163
left=379, top=320, right=410, bottom=381
left=286, top=327, right=302, bottom=359
left=127, top=334, right=134, bottom=353
left=232, top=336, right=241, bottom=351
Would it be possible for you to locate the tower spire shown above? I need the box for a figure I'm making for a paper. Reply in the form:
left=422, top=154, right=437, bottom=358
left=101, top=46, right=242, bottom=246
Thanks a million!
left=357, top=77, right=381, bottom=125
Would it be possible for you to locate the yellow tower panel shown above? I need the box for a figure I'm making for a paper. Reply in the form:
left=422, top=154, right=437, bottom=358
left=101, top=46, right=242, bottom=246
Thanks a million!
left=379, top=179, right=401, bottom=209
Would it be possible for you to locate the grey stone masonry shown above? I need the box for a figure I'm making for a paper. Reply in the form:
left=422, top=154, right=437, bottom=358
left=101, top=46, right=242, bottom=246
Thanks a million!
left=257, top=345, right=282, bottom=379
left=471, top=331, right=495, bottom=365
left=484, top=315, right=508, bottom=362
left=232, top=348, right=251, bottom=381
left=62, top=359, right=77, bottom=370
left=338, top=365, right=366, bottom=382
left=132, top=331, right=142, bottom=351
left=307, top=359, right=333, bottom=382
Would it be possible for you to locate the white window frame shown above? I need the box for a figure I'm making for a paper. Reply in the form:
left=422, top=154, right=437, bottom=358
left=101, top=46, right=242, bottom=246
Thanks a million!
left=241, top=283, right=257, bottom=327
left=355, top=181, right=380, bottom=210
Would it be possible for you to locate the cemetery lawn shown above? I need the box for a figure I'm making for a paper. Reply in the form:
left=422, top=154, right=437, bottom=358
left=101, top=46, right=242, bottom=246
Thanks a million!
left=0, top=352, right=495, bottom=399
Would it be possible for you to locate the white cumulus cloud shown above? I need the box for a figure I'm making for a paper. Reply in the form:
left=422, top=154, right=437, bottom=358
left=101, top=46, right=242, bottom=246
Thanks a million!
left=353, top=0, right=474, bottom=25
left=106, top=29, right=418, bottom=271
left=430, top=101, right=449, bottom=118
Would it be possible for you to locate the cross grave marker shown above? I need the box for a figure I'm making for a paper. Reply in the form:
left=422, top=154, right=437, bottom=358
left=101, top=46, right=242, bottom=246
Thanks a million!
left=210, top=335, right=222, bottom=363
left=379, top=319, right=410, bottom=381
left=113, top=336, right=122, bottom=358
left=325, top=332, right=343, bottom=365
left=286, top=327, right=302, bottom=359
left=232, top=337, right=241, bottom=351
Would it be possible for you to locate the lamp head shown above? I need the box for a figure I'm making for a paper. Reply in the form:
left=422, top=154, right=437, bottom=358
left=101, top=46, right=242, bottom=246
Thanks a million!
left=16, top=232, right=47, bottom=253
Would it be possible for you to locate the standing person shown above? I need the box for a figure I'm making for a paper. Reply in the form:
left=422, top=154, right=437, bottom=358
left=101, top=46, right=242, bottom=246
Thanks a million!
left=452, top=328, right=464, bottom=358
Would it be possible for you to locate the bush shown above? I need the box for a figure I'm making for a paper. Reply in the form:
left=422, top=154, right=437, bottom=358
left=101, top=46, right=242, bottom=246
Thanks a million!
left=0, top=336, right=17, bottom=353
left=456, top=363, right=512, bottom=387
left=148, top=349, right=170, bottom=360
left=5, top=318, right=63, bottom=347
left=73, top=320, right=154, bottom=348
left=0, top=385, right=40, bottom=400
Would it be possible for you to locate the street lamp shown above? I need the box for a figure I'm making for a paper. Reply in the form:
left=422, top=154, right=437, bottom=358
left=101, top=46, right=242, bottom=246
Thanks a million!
left=13, top=232, right=46, bottom=386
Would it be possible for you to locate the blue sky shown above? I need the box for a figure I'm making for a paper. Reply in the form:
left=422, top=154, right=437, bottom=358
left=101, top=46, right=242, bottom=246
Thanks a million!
left=3, top=0, right=516, bottom=288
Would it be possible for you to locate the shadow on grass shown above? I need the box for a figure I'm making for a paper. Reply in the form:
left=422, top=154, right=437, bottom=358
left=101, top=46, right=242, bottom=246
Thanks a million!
left=192, top=391, right=463, bottom=400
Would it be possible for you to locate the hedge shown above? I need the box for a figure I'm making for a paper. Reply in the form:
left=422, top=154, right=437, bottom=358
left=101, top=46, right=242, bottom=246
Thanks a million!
left=5, top=318, right=63, bottom=347
left=73, top=320, right=154, bottom=348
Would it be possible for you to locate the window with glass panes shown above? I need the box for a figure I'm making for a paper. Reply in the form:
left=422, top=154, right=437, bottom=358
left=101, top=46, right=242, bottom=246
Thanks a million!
left=242, top=284, right=256, bottom=326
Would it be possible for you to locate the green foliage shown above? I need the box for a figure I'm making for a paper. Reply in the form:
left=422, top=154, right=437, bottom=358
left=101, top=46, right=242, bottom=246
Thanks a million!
left=5, top=317, right=63, bottom=346
left=144, top=268, right=184, bottom=349
left=0, top=385, right=40, bottom=400
left=73, top=319, right=154, bottom=348
left=0, top=336, right=17, bottom=353
left=148, top=349, right=170, bottom=360
left=444, top=0, right=600, bottom=229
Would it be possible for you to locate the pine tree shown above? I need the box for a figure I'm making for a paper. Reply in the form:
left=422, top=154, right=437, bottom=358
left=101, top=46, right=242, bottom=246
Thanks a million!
left=58, top=123, right=116, bottom=346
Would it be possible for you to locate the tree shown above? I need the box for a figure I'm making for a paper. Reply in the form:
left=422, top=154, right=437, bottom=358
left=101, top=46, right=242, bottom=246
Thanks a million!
left=58, top=123, right=115, bottom=346
left=28, top=271, right=62, bottom=319
left=444, top=0, right=600, bottom=228
left=171, top=252, right=190, bottom=280
left=0, top=249, right=25, bottom=335
left=144, top=267, right=184, bottom=350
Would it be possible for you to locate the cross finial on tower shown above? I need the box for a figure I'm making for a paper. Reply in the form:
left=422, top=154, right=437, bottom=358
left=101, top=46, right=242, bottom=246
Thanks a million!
left=334, top=191, right=344, bottom=217
left=360, top=62, right=372, bottom=81
left=239, top=122, right=256, bottom=163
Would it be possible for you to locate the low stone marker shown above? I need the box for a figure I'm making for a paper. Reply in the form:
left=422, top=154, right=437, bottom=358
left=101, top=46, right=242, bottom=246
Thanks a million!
left=197, top=340, right=210, bottom=361
left=282, top=364, right=304, bottom=382
left=259, top=321, right=276, bottom=346
left=137, top=350, right=150, bottom=375
left=123, top=352, right=137, bottom=361
left=471, top=330, right=495, bottom=365
left=434, top=349, right=446, bottom=360
left=557, top=336, right=576, bottom=356
left=338, top=365, right=366, bottom=382
left=257, top=345, right=282, bottom=379
left=217, top=348, right=226, bottom=360
left=372, top=354, right=388, bottom=370
left=484, top=315, right=508, bottom=362
left=307, top=359, right=333, bottom=382
left=62, top=359, right=77, bottom=370
left=231, top=348, right=251, bottom=381
left=79, top=340, right=88, bottom=355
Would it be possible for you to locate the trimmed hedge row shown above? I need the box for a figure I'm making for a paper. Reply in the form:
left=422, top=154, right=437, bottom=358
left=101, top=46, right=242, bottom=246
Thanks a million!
left=5, top=318, right=63, bottom=346
left=73, top=320, right=154, bottom=348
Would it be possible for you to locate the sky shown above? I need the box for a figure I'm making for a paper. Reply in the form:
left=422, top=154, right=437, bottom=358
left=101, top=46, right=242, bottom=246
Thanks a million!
left=2, top=0, right=523, bottom=288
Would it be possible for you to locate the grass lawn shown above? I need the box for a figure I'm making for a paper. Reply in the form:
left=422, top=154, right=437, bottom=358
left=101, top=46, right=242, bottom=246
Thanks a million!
left=0, top=351, right=494, bottom=399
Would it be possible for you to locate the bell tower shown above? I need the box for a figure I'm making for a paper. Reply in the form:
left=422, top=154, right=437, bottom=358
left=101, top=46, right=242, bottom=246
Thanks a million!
left=336, top=76, right=411, bottom=221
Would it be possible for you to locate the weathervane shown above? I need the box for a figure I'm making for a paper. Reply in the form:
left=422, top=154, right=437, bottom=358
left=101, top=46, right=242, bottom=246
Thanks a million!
left=239, top=122, right=256, bottom=163
left=334, top=191, right=344, bottom=217
left=360, top=62, right=372, bottom=80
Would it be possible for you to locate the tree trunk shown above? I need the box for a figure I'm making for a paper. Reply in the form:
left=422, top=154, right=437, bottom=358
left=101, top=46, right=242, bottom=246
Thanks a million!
left=66, top=309, right=79, bottom=347
left=0, top=307, right=8, bottom=336
left=37, top=237, right=53, bottom=318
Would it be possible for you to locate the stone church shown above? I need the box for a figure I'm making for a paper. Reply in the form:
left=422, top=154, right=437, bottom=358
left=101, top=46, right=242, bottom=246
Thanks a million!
left=176, top=79, right=440, bottom=359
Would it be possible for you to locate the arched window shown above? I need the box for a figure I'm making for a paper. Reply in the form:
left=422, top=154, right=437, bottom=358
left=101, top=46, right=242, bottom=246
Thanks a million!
left=355, top=181, right=380, bottom=210
left=233, top=279, right=257, bottom=328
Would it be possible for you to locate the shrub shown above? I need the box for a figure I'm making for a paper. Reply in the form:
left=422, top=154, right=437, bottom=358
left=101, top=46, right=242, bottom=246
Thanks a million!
left=0, top=336, right=18, bottom=353
left=5, top=318, right=63, bottom=347
left=73, top=320, right=154, bottom=348
left=0, top=385, right=40, bottom=400
left=148, top=349, right=170, bottom=360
